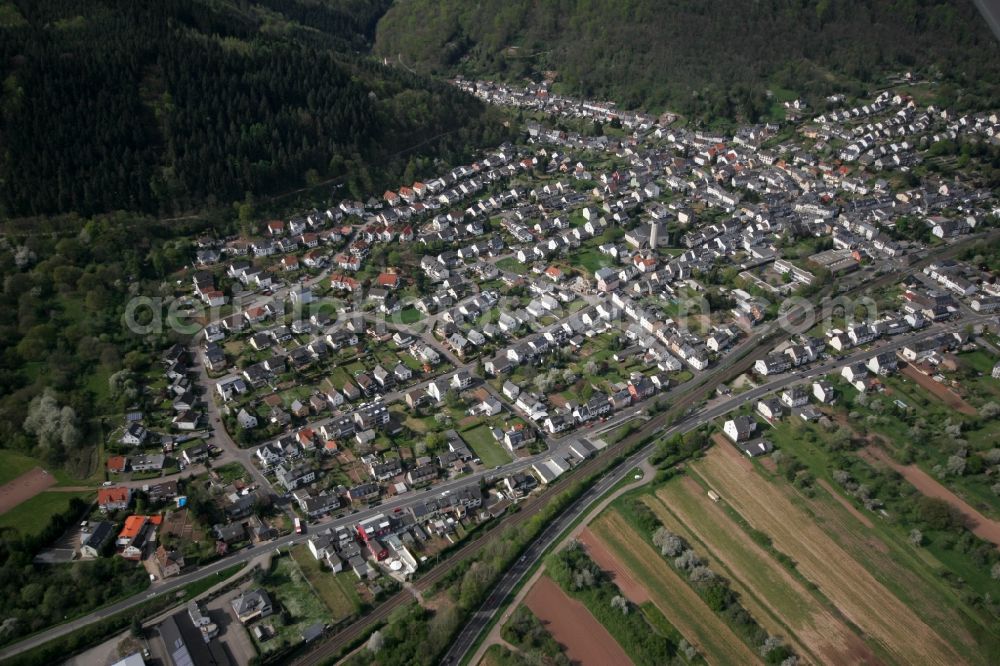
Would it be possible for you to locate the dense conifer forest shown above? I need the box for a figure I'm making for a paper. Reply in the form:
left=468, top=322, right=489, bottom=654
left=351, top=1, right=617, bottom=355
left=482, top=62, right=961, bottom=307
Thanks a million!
left=0, top=0, right=507, bottom=217
left=375, top=0, right=1000, bottom=121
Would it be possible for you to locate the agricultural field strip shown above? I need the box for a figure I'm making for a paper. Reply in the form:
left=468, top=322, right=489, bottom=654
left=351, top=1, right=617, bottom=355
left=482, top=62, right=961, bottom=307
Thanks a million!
left=689, top=447, right=964, bottom=666
left=646, top=480, right=878, bottom=666
left=523, top=575, right=634, bottom=666
left=592, top=510, right=762, bottom=666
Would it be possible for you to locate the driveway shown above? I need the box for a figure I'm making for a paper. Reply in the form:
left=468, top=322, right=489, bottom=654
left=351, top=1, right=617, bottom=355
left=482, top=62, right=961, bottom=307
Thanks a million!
left=205, top=589, right=258, bottom=666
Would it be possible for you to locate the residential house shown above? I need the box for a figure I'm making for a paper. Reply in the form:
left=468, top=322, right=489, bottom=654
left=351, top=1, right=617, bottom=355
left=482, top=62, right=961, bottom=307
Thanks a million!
left=79, top=521, right=114, bottom=558
left=813, top=380, right=837, bottom=404
left=155, top=546, right=184, bottom=578
left=347, top=482, right=380, bottom=504
left=98, top=487, right=132, bottom=512
left=867, top=351, right=898, bottom=375
left=723, top=416, right=757, bottom=443
left=780, top=386, right=810, bottom=408
left=756, top=398, right=784, bottom=421
left=276, top=463, right=317, bottom=491
left=237, top=408, right=258, bottom=429
left=406, top=464, right=437, bottom=488
left=231, top=589, right=273, bottom=624
left=841, top=363, right=870, bottom=390
left=754, top=354, right=791, bottom=376
left=120, top=423, right=148, bottom=446
left=182, top=444, right=210, bottom=466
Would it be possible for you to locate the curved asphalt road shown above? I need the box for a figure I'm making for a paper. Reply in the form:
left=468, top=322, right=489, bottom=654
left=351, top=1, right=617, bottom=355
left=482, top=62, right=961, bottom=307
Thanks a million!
left=4, top=229, right=992, bottom=661
left=440, top=315, right=984, bottom=664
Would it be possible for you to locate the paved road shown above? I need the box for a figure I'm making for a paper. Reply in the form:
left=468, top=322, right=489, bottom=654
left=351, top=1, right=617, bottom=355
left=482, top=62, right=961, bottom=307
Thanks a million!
left=441, top=315, right=987, bottom=664
left=5, top=231, right=993, bottom=661
left=0, top=310, right=979, bottom=662
left=972, top=0, right=1000, bottom=41
left=190, top=339, right=278, bottom=492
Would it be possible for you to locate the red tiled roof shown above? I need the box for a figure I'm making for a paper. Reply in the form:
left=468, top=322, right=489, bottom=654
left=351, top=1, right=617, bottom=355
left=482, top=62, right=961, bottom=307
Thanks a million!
left=98, top=487, right=130, bottom=505
left=376, top=273, right=399, bottom=287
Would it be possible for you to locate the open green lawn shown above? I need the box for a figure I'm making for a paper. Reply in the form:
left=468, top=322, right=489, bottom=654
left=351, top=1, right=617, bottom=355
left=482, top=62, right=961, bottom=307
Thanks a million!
left=570, top=248, right=613, bottom=274
left=496, top=258, right=529, bottom=275
left=290, top=545, right=360, bottom=624
left=327, top=366, right=353, bottom=388
left=399, top=306, right=423, bottom=324
left=398, top=352, right=424, bottom=372
left=0, top=449, right=83, bottom=487
left=257, top=555, right=332, bottom=654
left=215, top=462, right=250, bottom=484
left=460, top=424, right=511, bottom=467
left=0, top=491, right=93, bottom=536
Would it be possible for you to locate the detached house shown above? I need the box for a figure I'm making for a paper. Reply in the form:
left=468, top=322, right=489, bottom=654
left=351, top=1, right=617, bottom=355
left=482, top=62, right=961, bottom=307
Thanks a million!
left=841, top=363, right=870, bottom=390
left=812, top=380, right=837, bottom=404
left=232, top=589, right=273, bottom=625
left=723, top=416, right=757, bottom=443
left=120, top=423, right=148, bottom=446
left=867, top=351, right=898, bottom=375
left=98, top=487, right=132, bottom=513
left=780, top=386, right=810, bottom=408
left=276, top=463, right=316, bottom=491
left=756, top=398, right=784, bottom=421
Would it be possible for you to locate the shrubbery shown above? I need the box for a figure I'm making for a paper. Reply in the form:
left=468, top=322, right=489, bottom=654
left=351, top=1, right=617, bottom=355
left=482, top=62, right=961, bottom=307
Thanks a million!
left=547, top=543, right=680, bottom=666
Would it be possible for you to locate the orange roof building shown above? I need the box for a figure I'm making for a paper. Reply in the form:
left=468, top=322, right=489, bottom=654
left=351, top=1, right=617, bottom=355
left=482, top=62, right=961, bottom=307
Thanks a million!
left=107, top=456, right=127, bottom=473
left=98, top=486, right=132, bottom=511
left=376, top=272, right=400, bottom=289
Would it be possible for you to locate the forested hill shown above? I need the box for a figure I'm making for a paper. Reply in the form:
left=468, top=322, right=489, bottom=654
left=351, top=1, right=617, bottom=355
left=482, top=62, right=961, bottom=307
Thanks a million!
left=374, top=0, right=1000, bottom=121
left=0, top=0, right=508, bottom=218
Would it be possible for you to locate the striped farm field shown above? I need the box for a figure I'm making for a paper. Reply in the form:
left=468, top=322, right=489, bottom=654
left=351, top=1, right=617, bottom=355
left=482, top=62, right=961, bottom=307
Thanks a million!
left=645, top=477, right=879, bottom=665
left=591, top=509, right=762, bottom=666
left=689, top=445, right=966, bottom=666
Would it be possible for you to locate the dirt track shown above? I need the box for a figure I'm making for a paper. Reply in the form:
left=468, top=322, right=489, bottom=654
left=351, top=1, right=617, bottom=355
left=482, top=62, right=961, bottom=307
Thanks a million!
left=695, top=445, right=964, bottom=666
left=861, top=446, right=1000, bottom=547
left=0, top=467, right=56, bottom=514
left=524, top=576, right=633, bottom=666
left=900, top=364, right=977, bottom=415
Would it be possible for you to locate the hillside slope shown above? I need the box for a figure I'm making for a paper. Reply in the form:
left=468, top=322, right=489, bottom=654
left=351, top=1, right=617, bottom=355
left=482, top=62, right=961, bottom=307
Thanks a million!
left=0, top=0, right=507, bottom=218
left=375, top=0, right=1000, bottom=119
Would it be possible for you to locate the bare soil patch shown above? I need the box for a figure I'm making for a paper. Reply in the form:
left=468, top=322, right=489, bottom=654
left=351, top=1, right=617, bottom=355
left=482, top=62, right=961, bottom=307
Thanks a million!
left=757, top=456, right=778, bottom=472
left=524, top=575, right=633, bottom=666
left=577, top=527, right=650, bottom=604
left=900, top=364, right=977, bottom=415
left=0, top=467, right=56, bottom=514
left=593, top=511, right=761, bottom=666
left=648, top=478, right=880, bottom=666
left=862, top=446, right=1000, bottom=548
left=692, top=446, right=963, bottom=665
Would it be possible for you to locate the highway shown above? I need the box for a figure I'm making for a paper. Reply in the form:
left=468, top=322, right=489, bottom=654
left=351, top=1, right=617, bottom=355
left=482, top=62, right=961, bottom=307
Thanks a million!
left=0, top=309, right=981, bottom=663
left=439, top=315, right=984, bottom=665
left=3, top=230, right=993, bottom=662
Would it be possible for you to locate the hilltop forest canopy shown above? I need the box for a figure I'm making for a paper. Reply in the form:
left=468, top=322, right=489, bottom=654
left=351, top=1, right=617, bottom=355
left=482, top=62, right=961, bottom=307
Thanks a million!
left=0, top=0, right=509, bottom=218
left=375, top=0, right=1000, bottom=121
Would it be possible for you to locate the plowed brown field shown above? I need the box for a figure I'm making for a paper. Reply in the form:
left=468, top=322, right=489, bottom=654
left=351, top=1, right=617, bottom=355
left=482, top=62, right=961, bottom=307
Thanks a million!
left=524, top=575, right=633, bottom=666
left=692, top=445, right=964, bottom=665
